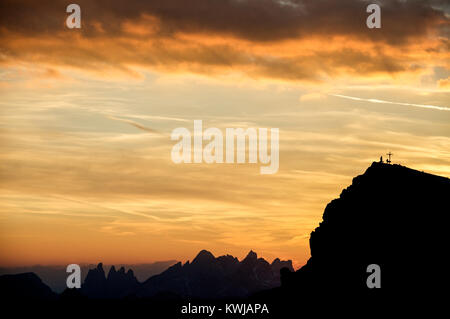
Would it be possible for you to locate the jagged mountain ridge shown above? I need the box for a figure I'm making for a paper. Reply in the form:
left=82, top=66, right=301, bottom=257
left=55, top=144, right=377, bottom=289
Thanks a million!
left=81, top=263, right=139, bottom=298
left=0, top=250, right=292, bottom=300
left=77, top=250, right=293, bottom=299
left=0, top=261, right=178, bottom=293
left=136, top=250, right=294, bottom=299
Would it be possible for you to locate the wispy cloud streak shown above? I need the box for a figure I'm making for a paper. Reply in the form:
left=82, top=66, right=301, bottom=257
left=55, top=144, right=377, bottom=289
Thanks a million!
left=331, top=94, right=449, bottom=112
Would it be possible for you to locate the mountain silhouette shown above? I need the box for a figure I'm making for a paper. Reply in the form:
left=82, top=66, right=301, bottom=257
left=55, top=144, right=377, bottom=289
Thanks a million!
left=0, top=251, right=292, bottom=302
left=275, top=162, right=449, bottom=303
left=81, top=263, right=139, bottom=299
left=0, top=261, right=176, bottom=293
left=137, top=250, right=293, bottom=299
left=0, top=272, right=56, bottom=300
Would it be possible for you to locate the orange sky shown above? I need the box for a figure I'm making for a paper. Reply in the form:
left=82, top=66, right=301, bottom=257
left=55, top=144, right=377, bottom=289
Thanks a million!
left=0, top=0, right=449, bottom=268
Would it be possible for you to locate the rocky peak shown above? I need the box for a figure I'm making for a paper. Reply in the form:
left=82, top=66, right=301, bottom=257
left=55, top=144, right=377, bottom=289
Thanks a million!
left=243, top=250, right=258, bottom=263
left=192, top=250, right=216, bottom=265
left=107, top=266, right=116, bottom=278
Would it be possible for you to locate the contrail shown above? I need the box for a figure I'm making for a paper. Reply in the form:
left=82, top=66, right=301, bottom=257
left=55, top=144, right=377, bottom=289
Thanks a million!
left=331, top=94, right=449, bottom=112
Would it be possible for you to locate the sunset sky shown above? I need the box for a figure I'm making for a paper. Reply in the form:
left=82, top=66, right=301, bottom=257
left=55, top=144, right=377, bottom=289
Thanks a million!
left=0, top=0, right=449, bottom=268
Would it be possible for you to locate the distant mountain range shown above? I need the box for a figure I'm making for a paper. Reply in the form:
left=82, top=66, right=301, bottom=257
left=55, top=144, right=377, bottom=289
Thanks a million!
left=81, top=250, right=293, bottom=299
left=0, top=261, right=177, bottom=293
left=0, top=251, right=293, bottom=300
left=136, top=250, right=293, bottom=299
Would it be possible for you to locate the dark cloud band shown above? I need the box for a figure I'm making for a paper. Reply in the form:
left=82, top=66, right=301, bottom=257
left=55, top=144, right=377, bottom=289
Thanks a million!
left=0, top=0, right=447, bottom=43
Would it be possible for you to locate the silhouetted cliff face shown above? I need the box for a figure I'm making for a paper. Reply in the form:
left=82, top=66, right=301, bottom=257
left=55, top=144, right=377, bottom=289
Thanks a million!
left=0, top=273, right=56, bottom=300
left=81, top=263, right=139, bottom=299
left=281, top=162, right=450, bottom=294
left=137, top=250, right=294, bottom=299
